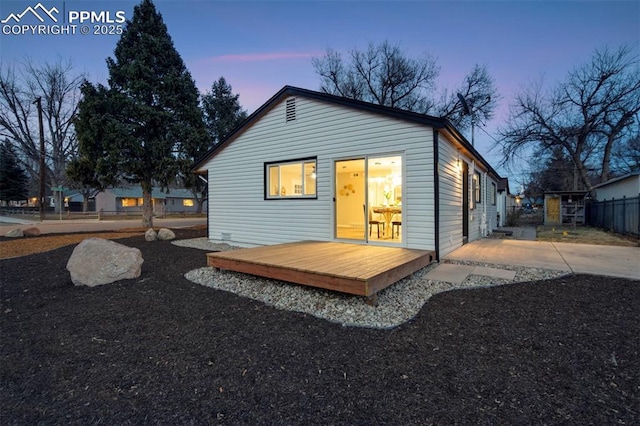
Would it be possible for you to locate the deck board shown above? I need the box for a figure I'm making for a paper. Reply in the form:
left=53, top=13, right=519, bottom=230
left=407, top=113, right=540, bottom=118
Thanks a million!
left=206, top=241, right=435, bottom=297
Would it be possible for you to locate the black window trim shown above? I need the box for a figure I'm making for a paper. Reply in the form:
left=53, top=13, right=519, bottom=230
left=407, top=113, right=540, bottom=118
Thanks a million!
left=264, top=156, right=318, bottom=200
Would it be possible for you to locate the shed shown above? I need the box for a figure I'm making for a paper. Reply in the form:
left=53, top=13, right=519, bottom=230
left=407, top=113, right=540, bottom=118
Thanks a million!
left=193, top=86, right=502, bottom=260
left=544, top=190, right=589, bottom=225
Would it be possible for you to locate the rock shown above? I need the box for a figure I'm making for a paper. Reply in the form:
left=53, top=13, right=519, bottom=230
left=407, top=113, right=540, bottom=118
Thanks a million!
left=66, top=238, right=144, bottom=287
left=145, top=228, right=157, bottom=241
left=157, top=228, right=175, bottom=241
left=5, top=228, right=24, bottom=238
left=22, top=227, right=41, bottom=237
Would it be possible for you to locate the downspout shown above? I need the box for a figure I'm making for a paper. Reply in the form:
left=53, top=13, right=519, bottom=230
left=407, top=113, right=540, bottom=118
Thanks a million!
left=433, top=130, right=440, bottom=261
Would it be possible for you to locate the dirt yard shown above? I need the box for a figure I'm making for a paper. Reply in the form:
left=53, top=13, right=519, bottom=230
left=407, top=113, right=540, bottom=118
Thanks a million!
left=536, top=225, right=639, bottom=246
left=0, top=231, right=145, bottom=259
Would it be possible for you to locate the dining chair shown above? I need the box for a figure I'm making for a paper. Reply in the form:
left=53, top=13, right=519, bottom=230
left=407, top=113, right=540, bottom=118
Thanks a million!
left=392, top=213, right=402, bottom=239
left=368, top=207, right=384, bottom=238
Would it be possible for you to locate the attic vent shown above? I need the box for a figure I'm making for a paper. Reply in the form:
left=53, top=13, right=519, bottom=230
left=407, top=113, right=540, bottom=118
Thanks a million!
left=285, top=98, right=296, bottom=122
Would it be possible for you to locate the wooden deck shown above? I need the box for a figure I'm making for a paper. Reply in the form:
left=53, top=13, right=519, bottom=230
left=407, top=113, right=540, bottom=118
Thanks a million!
left=206, top=241, right=435, bottom=301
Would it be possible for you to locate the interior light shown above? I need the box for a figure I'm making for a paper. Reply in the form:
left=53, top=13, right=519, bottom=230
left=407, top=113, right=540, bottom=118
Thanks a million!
left=311, top=166, right=316, bottom=179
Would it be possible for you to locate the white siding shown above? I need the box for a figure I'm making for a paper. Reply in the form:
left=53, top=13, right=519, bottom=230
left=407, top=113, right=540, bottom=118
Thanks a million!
left=595, top=175, right=640, bottom=201
left=437, top=137, right=463, bottom=257
left=204, top=96, right=436, bottom=250
left=485, top=175, right=499, bottom=233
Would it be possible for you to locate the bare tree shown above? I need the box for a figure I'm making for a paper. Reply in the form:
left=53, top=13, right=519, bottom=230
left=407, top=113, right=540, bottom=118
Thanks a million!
left=313, top=41, right=440, bottom=112
left=435, top=64, right=499, bottom=131
left=312, top=41, right=498, bottom=132
left=0, top=58, right=84, bottom=193
left=497, top=45, right=640, bottom=190
left=612, top=128, right=640, bottom=174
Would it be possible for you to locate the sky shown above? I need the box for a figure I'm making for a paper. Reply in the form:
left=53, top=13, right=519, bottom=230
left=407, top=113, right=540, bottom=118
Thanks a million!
left=1, top=0, right=638, bottom=187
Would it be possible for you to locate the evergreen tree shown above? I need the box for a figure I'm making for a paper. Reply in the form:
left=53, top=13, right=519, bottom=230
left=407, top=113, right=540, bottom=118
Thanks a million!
left=0, top=139, right=28, bottom=202
left=524, top=146, right=582, bottom=200
left=69, top=82, right=119, bottom=212
left=202, top=77, right=248, bottom=144
left=75, top=0, right=207, bottom=227
left=179, top=77, right=248, bottom=213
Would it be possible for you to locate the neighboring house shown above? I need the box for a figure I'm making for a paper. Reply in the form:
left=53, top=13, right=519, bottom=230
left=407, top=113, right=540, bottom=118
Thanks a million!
left=588, top=170, right=640, bottom=236
left=193, top=86, right=502, bottom=259
left=593, top=170, right=640, bottom=201
left=496, top=177, right=515, bottom=227
left=95, top=186, right=200, bottom=214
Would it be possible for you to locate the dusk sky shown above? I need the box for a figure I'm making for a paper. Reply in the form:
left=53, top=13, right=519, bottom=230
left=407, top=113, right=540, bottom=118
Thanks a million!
left=1, top=0, right=638, bottom=185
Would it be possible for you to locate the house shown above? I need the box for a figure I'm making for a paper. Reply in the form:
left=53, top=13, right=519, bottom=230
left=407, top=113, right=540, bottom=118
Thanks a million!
left=592, top=170, right=640, bottom=201
left=95, top=186, right=200, bottom=215
left=588, top=170, right=640, bottom=235
left=496, top=177, right=517, bottom=226
left=192, top=86, right=502, bottom=260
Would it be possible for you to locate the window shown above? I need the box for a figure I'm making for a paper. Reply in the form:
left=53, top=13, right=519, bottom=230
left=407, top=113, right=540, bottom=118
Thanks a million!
left=471, top=172, right=481, bottom=209
left=266, top=158, right=316, bottom=199
left=491, top=182, right=497, bottom=205
left=121, top=198, right=137, bottom=207
left=183, top=199, right=194, bottom=207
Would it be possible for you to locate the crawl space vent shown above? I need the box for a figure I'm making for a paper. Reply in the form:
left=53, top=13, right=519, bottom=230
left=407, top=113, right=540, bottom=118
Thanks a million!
left=285, top=98, right=296, bottom=122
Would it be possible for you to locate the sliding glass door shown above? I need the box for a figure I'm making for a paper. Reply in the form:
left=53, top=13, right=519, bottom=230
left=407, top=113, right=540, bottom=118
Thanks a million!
left=335, top=159, right=366, bottom=240
left=335, top=154, right=403, bottom=244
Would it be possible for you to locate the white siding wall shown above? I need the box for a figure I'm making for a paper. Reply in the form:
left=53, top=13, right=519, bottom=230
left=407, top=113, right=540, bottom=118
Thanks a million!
left=595, top=176, right=640, bottom=201
left=437, top=137, right=463, bottom=257
left=437, top=138, right=500, bottom=257
left=204, top=96, right=436, bottom=249
left=485, top=175, right=498, bottom=233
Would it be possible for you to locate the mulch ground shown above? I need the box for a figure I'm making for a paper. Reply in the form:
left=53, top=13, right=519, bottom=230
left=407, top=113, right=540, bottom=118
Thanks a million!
left=1, top=228, right=638, bottom=424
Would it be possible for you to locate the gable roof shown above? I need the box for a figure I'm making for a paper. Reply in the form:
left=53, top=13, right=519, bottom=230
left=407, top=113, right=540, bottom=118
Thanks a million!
left=497, top=177, right=510, bottom=194
left=192, top=85, right=501, bottom=180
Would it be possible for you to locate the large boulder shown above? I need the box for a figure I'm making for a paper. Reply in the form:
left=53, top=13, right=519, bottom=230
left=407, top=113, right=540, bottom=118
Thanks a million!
left=144, top=228, right=157, bottom=241
left=157, top=228, right=175, bottom=241
left=22, top=227, right=41, bottom=237
left=66, top=238, right=144, bottom=287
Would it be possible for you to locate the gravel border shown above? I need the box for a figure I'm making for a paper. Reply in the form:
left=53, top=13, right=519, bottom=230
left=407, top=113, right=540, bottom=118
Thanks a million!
left=175, top=238, right=569, bottom=329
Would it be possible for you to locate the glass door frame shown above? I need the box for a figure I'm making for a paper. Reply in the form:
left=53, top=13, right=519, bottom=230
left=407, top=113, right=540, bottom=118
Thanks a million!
left=333, top=152, right=405, bottom=246
left=334, top=157, right=367, bottom=242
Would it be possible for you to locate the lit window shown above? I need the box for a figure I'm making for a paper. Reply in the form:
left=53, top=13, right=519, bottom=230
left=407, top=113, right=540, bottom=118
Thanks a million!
left=183, top=199, right=194, bottom=207
left=266, top=158, right=317, bottom=199
left=122, top=198, right=137, bottom=207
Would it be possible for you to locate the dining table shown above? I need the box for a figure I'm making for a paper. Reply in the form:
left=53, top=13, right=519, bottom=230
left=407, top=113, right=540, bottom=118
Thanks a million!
left=372, top=206, right=401, bottom=238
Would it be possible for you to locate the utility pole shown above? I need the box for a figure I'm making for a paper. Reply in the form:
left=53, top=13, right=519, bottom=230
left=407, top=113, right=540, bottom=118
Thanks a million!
left=33, top=97, right=46, bottom=221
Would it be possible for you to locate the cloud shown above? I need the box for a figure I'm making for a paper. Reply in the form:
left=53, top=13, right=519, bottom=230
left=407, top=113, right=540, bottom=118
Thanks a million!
left=207, top=51, right=321, bottom=63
